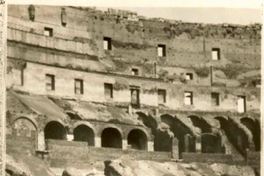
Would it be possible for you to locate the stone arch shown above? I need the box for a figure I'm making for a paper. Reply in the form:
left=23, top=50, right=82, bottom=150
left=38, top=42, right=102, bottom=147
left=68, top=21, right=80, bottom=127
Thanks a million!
left=101, top=127, right=122, bottom=148
left=160, top=114, right=195, bottom=156
left=215, top=116, right=249, bottom=156
left=188, top=115, right=211, bottom=133
left=73, top=125, right=95, bottom=146
left=44, top=121, right=66, bottom=140
left=127, top=129, right=148, bottom=150
left=12, top=116, right=38, bottom=132
left=136, top=112, right=157, bottom=135
left=240, top=117, right=260, bottom=151
left=9, top=116, right=38, bottom=152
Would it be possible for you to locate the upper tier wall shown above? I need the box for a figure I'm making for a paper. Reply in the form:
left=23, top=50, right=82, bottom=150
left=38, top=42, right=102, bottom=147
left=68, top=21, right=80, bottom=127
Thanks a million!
left=8, top=5, right=261, bottom=70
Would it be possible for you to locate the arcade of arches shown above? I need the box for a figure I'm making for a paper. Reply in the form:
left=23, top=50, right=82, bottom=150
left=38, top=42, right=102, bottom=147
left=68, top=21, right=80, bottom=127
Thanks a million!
left=12, top=113, right=260, bottom=158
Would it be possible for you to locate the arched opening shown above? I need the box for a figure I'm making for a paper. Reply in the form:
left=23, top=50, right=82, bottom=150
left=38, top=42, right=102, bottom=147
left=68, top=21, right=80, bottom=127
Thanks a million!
left=13, top=117, right=37, bottom=137
left=137, top=112, right=157, bottom=135
left=73, top=125, right=95, bottom=146
left=101, top=128, right=122, bottom=148
left=127, top=129, right=147, bottom=150
left=241, top=118, right=260, bottom=151
left=44, top=121, right=66, bottom=140
left=160, top=114, right=195, bottom=157
left=201, top=133, right=221, bottom=153
left=154, top=127, right=172, bottom=152
left=188, top=115, right=211, bottom=133
left=215, top=116, right=249, bottom=156
left=11, top=117, right=38, bottom=152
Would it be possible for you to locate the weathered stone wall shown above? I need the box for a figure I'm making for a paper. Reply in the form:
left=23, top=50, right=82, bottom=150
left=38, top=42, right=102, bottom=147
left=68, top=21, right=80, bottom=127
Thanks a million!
left=47, top=139, right=171, bottom=168
left=7, top=5, right=261, bottom=78
left=8, top=61, right=260, bottom=113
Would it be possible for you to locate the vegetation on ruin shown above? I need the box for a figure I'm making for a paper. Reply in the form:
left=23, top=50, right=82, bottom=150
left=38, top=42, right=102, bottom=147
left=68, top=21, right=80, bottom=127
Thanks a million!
left=217, top=64, right=249, bottom=79
left=143, top=87, right=157, bottom=94
left=113, top=80, right=129, bottom=91
left=112, top=40, right=151, bottom=50
left=193, top=66, right=210, bottom=78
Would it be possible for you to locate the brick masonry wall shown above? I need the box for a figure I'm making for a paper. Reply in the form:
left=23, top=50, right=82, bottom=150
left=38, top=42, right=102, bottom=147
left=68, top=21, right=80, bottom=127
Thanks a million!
left=6, top=133, right=36, bottom=155
left=47, top=139, right=171, bottom=168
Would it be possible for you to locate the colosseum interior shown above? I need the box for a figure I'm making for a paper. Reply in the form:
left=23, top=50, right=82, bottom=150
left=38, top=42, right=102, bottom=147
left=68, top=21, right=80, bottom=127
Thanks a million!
left=5, top=5, right=261, bottom=176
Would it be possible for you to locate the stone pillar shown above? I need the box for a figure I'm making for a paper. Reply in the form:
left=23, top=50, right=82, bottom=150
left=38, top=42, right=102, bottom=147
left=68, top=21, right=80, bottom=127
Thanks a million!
left=122, top=139, right=128, bottom=150
left=171, top=137, right=179, bottom=159
left=95, top=136, right=101, bottom=147
left=128, top=105, right=132, bottom=115
left=37, top=131, right=45, bottom=151
left=147, top=141, right=154, bottom=152
left=67, top=134, right=74, bottom=141
left=184, top=134, right=191, bottom=152
left=195, top=136, right=202, bottom=153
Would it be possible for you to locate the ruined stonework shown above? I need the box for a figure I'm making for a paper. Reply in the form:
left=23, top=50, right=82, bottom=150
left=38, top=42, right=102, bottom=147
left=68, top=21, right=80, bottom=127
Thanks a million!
left=0, top=4, right=6, bottom=176
left=6, top=5, right=260, bottom=176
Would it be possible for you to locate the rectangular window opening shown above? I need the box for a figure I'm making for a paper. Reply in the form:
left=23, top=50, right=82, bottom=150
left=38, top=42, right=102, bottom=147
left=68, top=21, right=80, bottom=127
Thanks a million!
left=185, top=73, right=193, bottom=80
left=184, top=91, right=193, bottom=105
left=20, top=69, right=24, bottom=86
left=46, top=74, right=55, bottom=91
left=157, top=44, right=166, bottom=57
left=104, top=83, right=113, bottom=99
left=211, top=92, right=220, bottom=106
left=158, top=89, right=166, bottom=104
left=103, top=37, right=112, bottom=50
left=130, top=87, right=140, bottom=108
left=131, top=68, right=139, bottom=76
left=44, top=27, right=53, bottom=37
left=212, top=48, right=220, bottom=60
left=75, top=79, right=84, bottom=95
left=237, top=95, right=246, bottom=113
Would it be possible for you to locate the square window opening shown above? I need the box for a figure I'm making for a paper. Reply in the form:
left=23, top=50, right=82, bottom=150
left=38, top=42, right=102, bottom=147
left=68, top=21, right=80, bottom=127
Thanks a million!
left=131, top=68, right=139, bottom=76
left=130, top=87, right=140, bottom=108
left=237, top=95, right=246, bottom=113
left=103, top=37, right=112, bottom=50
left=184, top=91, right=193, bottom=105
left=212, top=48, right=220, bottom=60
left=211, top=92, right=220, bottom=106
left=185, top=73, right=193, bottom=80
left=46, top=74, right=55, bottom=91
left=158, top=89, right=166, bottom=104
left=157, top=44, right=166, bottom=57
left=44, top=27, right=53, bottom=37
left=75, top=79, right=84, bottom=95
left=104, top=83, right=113, bottom=99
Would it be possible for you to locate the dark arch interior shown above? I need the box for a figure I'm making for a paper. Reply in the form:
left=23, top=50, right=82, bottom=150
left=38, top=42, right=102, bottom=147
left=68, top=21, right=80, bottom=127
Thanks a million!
left=160, top=115, right=195, bottom=157
left=137, top=112, right=157, bottom=135
left=154, top=129, right=172, bottom=152
left=241, top=118, right=260, bottom=151
left=189, top=116, right=211, bottom=133
left=73, top=125, right=95, bottom=146
left=201, top=133, right=222, bottom=153
left=216, top=117, right=249, bottom=156
left=101, top=128, right=122, bottom=148
left=127, top=129, right=147, bottom=150
left=44, top=121, right=66, bottom=140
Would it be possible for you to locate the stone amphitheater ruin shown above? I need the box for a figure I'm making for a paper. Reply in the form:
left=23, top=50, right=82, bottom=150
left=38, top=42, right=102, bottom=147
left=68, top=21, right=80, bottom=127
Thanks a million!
left=6, top=5, right=261, bottom=176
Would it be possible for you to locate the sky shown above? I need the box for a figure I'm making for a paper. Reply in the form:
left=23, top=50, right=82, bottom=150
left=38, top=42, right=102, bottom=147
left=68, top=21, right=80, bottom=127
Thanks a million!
left=98, top=7, right=262, bottom=25
left=8, top=0, right=262, bottom=25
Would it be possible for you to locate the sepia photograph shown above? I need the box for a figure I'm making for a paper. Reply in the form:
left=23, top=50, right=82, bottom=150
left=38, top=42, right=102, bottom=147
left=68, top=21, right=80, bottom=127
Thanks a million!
left=4, top=1, right=262, bottom=176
